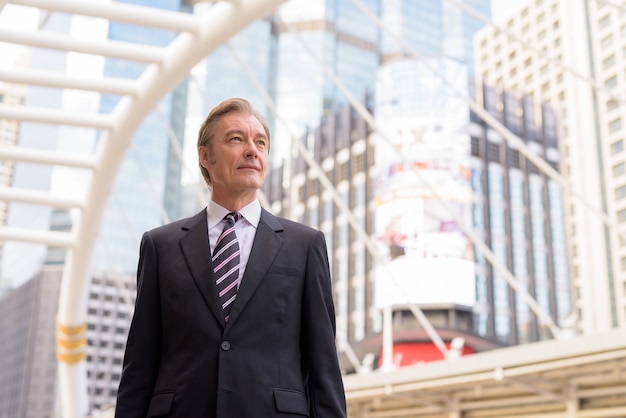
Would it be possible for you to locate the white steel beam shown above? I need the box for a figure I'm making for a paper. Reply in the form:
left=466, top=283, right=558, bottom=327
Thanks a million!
left=0, top=186, right=84, bottom=209
left=0, top=226, right=75, bottom=247
left=0, top=68, right=139, bottom=96
left=0, top=29, right=165, bottom=63
left=0, top=146, right=97, bottom=169
left=0, top=103, right=113, bottom=129
left=11, top=0, right=202, bottom=34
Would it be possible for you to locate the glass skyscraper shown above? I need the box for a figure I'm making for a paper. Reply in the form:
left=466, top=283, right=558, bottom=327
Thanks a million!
left=269, top=0, right=380, bottom=164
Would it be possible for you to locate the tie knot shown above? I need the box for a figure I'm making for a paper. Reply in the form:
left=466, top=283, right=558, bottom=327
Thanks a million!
left=225, top=212, right=239, bottom=225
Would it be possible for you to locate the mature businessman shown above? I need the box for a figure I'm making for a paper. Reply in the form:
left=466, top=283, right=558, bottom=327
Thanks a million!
left=115, top=98, right=347, bottom=417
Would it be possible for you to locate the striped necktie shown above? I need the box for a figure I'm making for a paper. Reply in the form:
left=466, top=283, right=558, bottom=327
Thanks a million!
left=212, top=212, right=240, bottom=322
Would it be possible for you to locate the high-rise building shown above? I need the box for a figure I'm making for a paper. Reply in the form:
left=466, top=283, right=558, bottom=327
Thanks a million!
left=264, top=99, right=376, bottom=357
left=474, top=0, right=626, bottom=334
left=470, top=84, right=572, bottom=344
left=0, top=266, right=135, bottom=417
left=380, top=0, right=491, bottom=70
left=0, top=82, right=23, bottom=275
left=268, top=0, right=381, bottom=163
left=0, top=267, right=62, bottom=418
left=84, top=274, right=135, bottom=412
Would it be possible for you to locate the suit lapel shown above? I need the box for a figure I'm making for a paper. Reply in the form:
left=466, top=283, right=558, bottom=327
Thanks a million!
left=226, top=209, right=284, bottom=326
left=179, top=209, right=225, bottom=326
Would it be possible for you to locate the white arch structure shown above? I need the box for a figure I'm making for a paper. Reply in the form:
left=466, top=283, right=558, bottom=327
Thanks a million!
left=0, top=0, right=286, bottom=416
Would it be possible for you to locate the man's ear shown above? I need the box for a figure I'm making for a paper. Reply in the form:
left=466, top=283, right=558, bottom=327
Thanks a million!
left=198, top=146, right=213, bottom=169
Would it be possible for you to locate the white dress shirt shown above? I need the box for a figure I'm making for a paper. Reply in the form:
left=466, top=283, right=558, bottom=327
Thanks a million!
left=206, top=199, right=261, bottom=287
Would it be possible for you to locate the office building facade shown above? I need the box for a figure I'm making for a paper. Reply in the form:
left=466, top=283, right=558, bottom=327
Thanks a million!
left=0, top=266, right=135, bottom=416
left=475, top=0, right=626, bottom=334
left=0, top=267, right=62, bottom=418
left=264, top=101, right=376, bottom=356
left=470, top=84, right=572, bottom=344
left=0, top=82, right=23, bottom=277
left=84, top=274, right=135, bottom=412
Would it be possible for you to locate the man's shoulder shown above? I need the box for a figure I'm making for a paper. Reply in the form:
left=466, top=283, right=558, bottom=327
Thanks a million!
left=263, top=210, right=320, bottom=237
left=146, top=210, right=206, bottom=238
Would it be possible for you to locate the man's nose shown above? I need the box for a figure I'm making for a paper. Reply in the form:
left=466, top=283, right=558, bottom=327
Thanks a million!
left=244, top=138, right=259, bottom=157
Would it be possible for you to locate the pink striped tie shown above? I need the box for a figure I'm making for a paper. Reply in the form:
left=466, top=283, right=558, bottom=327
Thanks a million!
left=213, top=212, right=240, bottom=322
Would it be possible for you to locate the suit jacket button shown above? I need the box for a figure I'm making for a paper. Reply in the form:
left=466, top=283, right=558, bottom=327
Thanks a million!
left=221, top=341, right=231, bottom=351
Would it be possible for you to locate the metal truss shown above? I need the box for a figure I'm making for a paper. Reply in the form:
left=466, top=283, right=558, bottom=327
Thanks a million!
left=0, top=0, right=286, bottom=416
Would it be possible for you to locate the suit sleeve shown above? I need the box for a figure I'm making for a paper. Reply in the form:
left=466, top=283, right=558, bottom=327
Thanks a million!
left=301, top=231, right=347, bottom=418
left=115, top=232, right=162, bottom=417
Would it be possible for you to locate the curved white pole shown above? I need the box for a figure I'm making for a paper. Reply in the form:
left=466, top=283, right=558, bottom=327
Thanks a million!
left=55, top=1, right=287, bottom=416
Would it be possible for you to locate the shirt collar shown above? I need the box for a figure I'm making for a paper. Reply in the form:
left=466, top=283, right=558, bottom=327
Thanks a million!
left=207, top=199, right=261, bottom=229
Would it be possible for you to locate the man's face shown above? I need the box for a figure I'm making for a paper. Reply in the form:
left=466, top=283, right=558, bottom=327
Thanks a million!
left=200, top=112, right=268, bottom=202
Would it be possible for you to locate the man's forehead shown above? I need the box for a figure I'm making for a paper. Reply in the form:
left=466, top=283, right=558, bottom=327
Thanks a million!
left=220, top=113, right=267, bottom=137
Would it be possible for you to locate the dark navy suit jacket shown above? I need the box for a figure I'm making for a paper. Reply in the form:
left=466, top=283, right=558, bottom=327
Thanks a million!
left=115, top=208, right=346, bottom=418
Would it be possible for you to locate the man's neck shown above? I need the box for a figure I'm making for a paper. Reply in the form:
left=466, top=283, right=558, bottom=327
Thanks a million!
left=210, top=191, right=257, bottom=212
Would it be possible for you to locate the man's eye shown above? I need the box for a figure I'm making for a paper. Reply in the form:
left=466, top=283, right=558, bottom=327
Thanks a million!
left=230, top=136, right=242, bottom=142
left=257, top=140, right=267, bottom=148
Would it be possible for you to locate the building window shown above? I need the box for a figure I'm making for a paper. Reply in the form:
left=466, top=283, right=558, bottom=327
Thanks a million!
left=599, top=14, right=611, bottom=29
left=607, top=99, right=619, bottom=112
left=509, top=149, right=521, bottom=168
left=605, top=75, right=618, bottom=88
left=337, top=162, right=349, bottom=182
left=354, top=153, right=365, bottom=172
left=471, top=137, right=480, bottom=157
left=616, top=185, right=626, bottom=200
left=613, top=162, right=626, bottom=177
left=611, top=139, right=624, bottom=155
left=618, top=208, right=626, bottom=222
left=601, top=34, right=614, bottom=49
left=603, top=54, right=616, bottom=69
left=488, top=142, right=501, bottom=162
left=609, top=118, right=622, bottom=133
left=537, top=29, right=546, bottom=41
left=621, top=256, right=626, bottom=271
left=556, top=72, right=563, bottom=83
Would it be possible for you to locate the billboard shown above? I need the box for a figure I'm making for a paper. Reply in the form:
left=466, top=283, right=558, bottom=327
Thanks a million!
left=373, top=58, right=475, bottom=308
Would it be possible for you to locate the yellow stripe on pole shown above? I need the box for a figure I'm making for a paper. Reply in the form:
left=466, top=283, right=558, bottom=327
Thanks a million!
left=57, top=321, right=87, bottom=336
left=57, top=351, right=87, bottom=364
left=56, top=320, right=88, bottom=365
left=58, top=337, right=87, bottom=350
